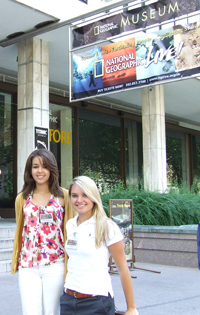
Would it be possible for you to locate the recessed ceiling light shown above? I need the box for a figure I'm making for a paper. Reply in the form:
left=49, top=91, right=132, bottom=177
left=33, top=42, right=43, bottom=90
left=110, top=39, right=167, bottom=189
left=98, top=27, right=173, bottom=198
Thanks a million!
left=6, top=31, right=25, bottom=39
left=34, top=20, right=57, bottom=29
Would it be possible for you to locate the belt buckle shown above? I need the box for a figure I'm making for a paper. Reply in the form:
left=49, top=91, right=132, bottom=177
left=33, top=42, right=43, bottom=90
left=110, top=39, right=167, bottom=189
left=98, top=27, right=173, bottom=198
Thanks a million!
left=74, top=291, right=77, bottom=298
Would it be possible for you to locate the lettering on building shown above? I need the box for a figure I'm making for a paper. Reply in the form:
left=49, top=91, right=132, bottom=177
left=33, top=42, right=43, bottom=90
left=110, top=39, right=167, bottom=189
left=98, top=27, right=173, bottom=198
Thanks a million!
left=49, top=129, right=72, bottom=144
left=121, top=2, right=179, bottom=27
left=49, top=110, right=58, bottom=123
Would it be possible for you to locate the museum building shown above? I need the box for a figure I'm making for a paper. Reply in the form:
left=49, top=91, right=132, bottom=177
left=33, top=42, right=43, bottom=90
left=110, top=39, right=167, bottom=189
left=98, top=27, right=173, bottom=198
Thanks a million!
left=1, top=0, right=200, bottom=218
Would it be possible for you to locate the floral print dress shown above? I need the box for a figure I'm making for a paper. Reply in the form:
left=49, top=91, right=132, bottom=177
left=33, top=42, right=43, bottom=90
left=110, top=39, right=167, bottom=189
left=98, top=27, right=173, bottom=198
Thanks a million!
left=18, top=194, right=65, bottom=269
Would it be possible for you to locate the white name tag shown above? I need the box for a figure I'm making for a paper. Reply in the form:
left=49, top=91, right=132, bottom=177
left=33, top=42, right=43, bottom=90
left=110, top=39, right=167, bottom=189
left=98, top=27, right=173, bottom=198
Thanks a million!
left=66, top=239, right=77, bottom=250
left=40, top=213, right=53, bottom=223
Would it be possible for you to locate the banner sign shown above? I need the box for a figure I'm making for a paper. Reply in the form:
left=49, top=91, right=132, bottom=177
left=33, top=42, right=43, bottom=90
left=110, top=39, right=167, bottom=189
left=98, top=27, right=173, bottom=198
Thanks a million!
left=72, top=0, right=200, bottom=49
left=71, top=22, right=200, bottom=101
left=35, top=127, right=49, bottom=150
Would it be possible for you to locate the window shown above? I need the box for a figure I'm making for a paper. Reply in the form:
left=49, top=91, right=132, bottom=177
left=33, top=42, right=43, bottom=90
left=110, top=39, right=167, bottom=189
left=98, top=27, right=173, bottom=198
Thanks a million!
left=79, top=109, right=121, bottom=188
left=0, top=93, right=14, bottom=208
left=125, top=120, right=143, bottom=187
left=166, top=129, right=187, bottom=185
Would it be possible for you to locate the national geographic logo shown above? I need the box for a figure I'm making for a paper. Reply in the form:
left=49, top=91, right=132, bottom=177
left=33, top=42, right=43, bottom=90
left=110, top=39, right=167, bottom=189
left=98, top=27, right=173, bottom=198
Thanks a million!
left=94, top=26, right=100, bottom=36
left=94, top=22, right=118, bottom=35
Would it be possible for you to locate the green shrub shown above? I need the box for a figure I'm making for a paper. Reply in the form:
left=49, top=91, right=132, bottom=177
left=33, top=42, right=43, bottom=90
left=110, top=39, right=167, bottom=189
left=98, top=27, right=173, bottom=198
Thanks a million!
left=100, top=182, right=200, bottom=226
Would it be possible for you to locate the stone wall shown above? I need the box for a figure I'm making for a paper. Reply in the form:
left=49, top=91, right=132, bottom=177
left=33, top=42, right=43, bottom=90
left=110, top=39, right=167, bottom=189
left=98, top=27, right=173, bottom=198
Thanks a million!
left=133, top=225, right=198, bottom=268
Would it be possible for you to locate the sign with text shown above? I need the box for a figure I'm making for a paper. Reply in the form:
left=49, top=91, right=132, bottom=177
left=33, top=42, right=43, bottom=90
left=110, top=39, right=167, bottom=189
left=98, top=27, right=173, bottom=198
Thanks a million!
left=71, top=22, right=200, bottom=101
left=35, top=127, right=48, bottom=150
left=109, top=199, right=134, bottom=262
left=72, top=0, right=200, bottom=48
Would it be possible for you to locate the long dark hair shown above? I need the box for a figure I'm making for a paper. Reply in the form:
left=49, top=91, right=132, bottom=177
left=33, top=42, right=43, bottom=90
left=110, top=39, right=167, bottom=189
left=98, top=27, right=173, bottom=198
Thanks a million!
left=21, top=149, right=64, bottom=199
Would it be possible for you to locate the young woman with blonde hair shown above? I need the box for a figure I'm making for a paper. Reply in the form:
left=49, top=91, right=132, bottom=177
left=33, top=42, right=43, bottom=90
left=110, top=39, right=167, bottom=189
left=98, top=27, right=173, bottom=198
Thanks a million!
left=60, top=175, right=139, bottom=315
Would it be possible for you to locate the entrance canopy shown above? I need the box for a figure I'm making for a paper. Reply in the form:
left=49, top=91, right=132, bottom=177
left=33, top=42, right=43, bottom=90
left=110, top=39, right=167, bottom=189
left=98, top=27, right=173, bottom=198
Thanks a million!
left=0, top=0, right=200, bottom=129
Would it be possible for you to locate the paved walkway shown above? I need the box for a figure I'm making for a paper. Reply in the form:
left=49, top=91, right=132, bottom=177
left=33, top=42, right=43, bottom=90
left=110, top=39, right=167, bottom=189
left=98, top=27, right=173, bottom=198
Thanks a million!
left=1, top=262, right=200, bottom=315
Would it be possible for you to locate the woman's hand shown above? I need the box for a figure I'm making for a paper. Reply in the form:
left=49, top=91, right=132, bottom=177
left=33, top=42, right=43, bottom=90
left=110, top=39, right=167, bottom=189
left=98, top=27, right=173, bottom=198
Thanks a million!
left=124, top=308, right=139, bottom=315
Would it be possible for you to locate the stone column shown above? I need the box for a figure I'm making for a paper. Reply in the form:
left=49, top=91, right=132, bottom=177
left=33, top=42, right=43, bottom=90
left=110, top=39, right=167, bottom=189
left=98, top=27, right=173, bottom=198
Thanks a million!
left=17, top=38, right=49, bottom=192
left=60, top=107, right=73, bottom=188
left=142, top=85, right=167, bottom=192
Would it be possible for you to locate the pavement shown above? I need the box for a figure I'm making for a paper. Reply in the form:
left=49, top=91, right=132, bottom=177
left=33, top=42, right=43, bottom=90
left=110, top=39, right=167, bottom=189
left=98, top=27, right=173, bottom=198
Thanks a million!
left=0, top=262, right=200, bottom=315
left=1, top=219, right=200, bottom=315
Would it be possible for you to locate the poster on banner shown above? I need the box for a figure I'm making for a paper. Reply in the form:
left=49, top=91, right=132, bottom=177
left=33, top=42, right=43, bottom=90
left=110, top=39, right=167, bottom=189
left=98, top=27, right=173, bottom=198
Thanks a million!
left=71, top=21, right=200, bottom=101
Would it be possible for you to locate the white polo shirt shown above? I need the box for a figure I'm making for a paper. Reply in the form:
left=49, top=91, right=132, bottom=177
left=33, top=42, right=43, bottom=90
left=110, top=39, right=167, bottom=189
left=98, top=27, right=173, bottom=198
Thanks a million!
left=64, top=215, right=123, bottom=297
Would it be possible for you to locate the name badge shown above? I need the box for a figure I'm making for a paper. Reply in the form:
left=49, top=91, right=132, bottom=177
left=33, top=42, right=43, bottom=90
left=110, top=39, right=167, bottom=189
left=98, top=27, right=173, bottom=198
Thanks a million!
left=40, top=213, right=53, bottom=223
left=66, top=239, right=77, bottom=250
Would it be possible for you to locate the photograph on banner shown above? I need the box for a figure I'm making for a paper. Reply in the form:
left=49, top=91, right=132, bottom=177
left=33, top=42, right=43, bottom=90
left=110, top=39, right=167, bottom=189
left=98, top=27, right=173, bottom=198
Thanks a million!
left=71, top=21, right=200, bottom=101
left=109, top=199, right=134, bottom=261
left=72, top=0, right=200, bottom=49
left=135, top=28, right=176, bottom=80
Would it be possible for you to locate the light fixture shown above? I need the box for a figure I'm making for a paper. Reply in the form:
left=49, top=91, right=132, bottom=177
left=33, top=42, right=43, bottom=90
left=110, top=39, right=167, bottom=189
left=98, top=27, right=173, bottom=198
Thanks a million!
left=82, top=102, right=88, bottom=107
left=118, top=111, right=124, bottom=116
left=34, top=20, right=57, bottom=29
left=6, top=31, right=25, bottom=39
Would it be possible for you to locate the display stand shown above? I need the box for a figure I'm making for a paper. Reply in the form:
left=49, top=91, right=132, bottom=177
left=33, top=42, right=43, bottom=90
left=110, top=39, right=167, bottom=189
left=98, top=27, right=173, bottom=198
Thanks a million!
left=109, top=199, right=161, bottom=275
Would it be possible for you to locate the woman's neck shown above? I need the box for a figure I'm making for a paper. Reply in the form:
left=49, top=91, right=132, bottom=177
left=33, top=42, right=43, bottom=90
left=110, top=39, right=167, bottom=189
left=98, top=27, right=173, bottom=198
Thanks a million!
left=32, top=185, right=52, bottom=206
left=77, top=213, right=93, bottom=226
left=34, top=183, right=50, bottom=195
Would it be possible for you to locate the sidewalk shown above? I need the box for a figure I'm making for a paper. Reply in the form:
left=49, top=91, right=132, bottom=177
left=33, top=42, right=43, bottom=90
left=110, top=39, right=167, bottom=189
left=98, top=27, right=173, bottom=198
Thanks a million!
left=113, top=262, right=200, bottom=315
left=1, top=262, right=200, bottom=315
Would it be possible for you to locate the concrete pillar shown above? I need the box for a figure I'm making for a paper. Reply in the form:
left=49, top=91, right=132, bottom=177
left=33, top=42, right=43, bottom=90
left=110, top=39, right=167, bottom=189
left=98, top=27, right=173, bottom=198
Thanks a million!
left=60, top=108, right=73, bottom=188
left=17, top=37, right=49, bottom=192
left=142, top=85, right=167, bottom=192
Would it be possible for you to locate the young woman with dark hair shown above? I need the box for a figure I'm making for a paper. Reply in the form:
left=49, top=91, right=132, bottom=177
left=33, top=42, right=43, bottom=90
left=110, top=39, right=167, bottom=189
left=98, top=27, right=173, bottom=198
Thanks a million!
left=11, top=149, right=75, bottom=315
left=22, top=149, right=64, bottom=200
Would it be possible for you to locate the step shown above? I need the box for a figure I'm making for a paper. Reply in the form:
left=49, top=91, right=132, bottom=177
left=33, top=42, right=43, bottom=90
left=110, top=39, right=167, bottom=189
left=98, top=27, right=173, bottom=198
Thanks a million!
left=0, top=227, right=16, bottom=239
left=0, top=260, right=12, bottom=273
left=0, top=248, right=13, bottom=261
left=0, top=238, right=14, bottom=249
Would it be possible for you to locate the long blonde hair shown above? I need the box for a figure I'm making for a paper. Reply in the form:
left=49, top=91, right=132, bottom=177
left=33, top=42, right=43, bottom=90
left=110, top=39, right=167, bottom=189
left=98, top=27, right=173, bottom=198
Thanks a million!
left=68, top=176, right=110, bottom=247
